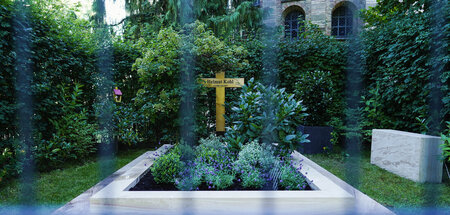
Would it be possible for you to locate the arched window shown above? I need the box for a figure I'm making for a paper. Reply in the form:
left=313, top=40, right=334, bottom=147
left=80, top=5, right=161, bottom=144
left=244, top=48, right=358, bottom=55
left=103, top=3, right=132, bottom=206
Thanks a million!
left=332, top=5, right=354, bottom=39
left=284, top=10, right=305, bottom=39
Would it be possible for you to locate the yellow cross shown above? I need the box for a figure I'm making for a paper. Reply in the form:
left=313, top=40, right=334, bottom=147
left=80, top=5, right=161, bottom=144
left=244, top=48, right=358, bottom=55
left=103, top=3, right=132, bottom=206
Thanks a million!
left=200, top=72, right=244, bottom=134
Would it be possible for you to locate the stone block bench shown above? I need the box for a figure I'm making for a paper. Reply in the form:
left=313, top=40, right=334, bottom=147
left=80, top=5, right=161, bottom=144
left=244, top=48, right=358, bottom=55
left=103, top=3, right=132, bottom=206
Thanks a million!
left=370, top=129, right=443, bottom=183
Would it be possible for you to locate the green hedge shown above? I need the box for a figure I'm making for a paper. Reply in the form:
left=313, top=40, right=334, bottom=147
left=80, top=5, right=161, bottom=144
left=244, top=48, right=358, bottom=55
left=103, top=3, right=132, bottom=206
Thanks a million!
left=278, top=22, right=347, bottom=128
left=0, top=1, right=142, bottom=183
left=360, top=0, right=449, bottom=139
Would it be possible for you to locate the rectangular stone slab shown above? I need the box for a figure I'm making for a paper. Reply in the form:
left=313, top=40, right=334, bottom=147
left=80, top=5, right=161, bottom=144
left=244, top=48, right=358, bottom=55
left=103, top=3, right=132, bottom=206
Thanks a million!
left=371, top=129, right=443, bottom=183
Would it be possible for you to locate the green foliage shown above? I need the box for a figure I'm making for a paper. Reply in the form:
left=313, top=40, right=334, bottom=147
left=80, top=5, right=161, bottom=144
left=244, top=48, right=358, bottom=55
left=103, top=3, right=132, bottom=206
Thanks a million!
left=175, top=166, right=203, bottom=191
left=210, top=1, right=262, bottom=35
left=124, top=0, right=262, bottom=36
left=225, top=79, right=309, bottom=152
left=0, top=0, right=19, bottom=183
left=156, top=137, right=309, bottom=191
left=441, top=122, right=450, bottom=162
left=233, top=141, right=280, bottom=172
left=279, top=162, right=308, bottom=190
left=176, top=135, right=236, bottom=190
left=196, top=135, right=225, bottom=164
left=204, top=169, right=235, bottom=190
left=151, top=146, right=185, bottom=184
left=360, top=0, right=449, bottom=136
left=233, top=141, right=264, bottom=172
left=34, top=84, right=97, bottom=170
left=112, top=104, right=144, bottom=146
left=278, top=21, right=347, bottom=92
left=133, top=22, right=247, bottom=143
left=0, top=0, right=144, bottom=182
left=240, top=168, right=265, bottom=189
left=294, top=70, right=345, bottom=126
left=233, top=37, right=263, bottom=80
left=278, top=21, right=346, bottom=129
left=112, top=40, right=142, bottom=104
left=133, top=26, right=181, bottom=142
left=233, top=141, right=278, bottom=189
left=232, top=141, right=307, bottom=190
left=0, top=142, right=21, bottom=183
left=360, top=84, right=391, bottom=140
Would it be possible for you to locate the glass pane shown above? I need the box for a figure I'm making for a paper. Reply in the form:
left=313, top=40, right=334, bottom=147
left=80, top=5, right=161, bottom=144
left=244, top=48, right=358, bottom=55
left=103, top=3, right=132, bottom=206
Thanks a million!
left=339, top=27, right=345, bottom=36
left=347, top=17, right=353, bottom=26
left=339, top=18, right=345, bottom=26
left=332, top=28, right=337, bottom=36
left=332, top=17, right=338, bottom=26
left=335, top=8, right=342, bottom=16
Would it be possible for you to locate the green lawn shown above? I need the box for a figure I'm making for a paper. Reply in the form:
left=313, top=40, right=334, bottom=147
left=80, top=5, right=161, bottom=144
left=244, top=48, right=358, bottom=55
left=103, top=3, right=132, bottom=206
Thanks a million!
left=307, top=151, right=450, bottom=211
left=0, top=148, right=148, bottom=205
left=1, top=147, right=449, bottom=212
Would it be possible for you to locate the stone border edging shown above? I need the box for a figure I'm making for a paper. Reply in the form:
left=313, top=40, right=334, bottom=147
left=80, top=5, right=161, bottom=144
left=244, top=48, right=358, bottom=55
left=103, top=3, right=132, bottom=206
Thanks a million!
left=52, top=144, right=173, bottom=215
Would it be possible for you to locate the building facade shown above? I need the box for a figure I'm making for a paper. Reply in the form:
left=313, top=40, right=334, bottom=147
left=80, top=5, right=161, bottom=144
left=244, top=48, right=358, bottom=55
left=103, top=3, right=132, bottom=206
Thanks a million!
left=260, top=0, right=377, bottom=39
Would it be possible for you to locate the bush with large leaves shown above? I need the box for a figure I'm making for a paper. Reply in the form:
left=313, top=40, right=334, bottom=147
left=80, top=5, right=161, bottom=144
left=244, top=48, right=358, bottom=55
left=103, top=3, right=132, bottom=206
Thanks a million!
left=34, top=84, right=97, bottom=170
left=225, top=78, right=309, bottom=153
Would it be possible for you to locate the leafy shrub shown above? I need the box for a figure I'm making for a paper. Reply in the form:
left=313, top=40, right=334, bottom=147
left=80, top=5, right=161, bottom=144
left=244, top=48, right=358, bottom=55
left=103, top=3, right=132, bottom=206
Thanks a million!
left=0, top=142, right=21, bottom=183
left=234, top=141, right=263, bottom=171
left=175, top=166, right=203, bottom=191
left=233, top=141, right=278, bottom=171
left=360, top=1, right=449, bottom=136
left=276, top=22, right=347, bottom=146
left=294, top=70, right=344, bottom=126
left=196, top=146, right=220, bottom=165
left=176, top=135, right=236, bottom=190
left=34, top=84, right=97, bottom=170
left=133, top=22, right=248, bottom=143
left=0, top=0, right=102, bottom=180
left=151, top=146, right=185, bottom=184
left=177, top=163, right=235, bottom=191
left=225, top=79, right=309, bottom=152
left=202, top=164, right=235, bottom=190
left=278, top=22, right=346, bottom=128
left=112, top=104, right=143, bottom=146
left=112, top=40, right=141, bottom=104
left=279, top=162, right=308, bottom=190
left=233, top=141, right=279, bottom=189
left=240, top=168, right=265, bottom=189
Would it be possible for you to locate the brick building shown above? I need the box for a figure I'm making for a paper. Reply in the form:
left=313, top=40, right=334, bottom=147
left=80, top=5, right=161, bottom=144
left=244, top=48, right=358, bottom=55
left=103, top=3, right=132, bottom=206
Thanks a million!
left=258, top=0, right=377, bottom=39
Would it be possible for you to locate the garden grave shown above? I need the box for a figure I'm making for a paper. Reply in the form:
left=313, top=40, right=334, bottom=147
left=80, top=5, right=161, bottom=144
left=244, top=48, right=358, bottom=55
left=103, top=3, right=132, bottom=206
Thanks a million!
left=62, top=144, right=394, bottom=215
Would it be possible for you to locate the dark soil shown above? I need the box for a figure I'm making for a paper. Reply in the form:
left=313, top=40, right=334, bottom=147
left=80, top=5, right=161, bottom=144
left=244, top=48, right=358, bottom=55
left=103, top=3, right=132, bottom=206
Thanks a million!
left=129, top=170, right=312, bottom=191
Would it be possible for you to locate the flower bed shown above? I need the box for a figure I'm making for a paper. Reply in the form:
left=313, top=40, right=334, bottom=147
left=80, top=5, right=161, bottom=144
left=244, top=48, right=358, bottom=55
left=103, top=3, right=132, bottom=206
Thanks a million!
left=132, top=135, right=310, bottom=192
left=89, top=144, right=394, bottom=214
